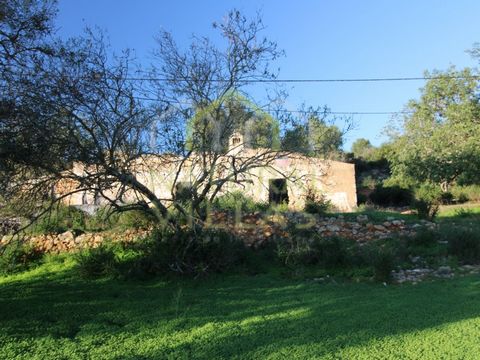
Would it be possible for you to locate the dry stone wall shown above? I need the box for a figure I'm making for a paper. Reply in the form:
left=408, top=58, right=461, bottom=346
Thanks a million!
left=1, top=213, right=436, bottom=253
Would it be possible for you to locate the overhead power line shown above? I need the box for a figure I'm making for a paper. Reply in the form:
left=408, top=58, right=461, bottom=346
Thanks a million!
left=133, top=96, right=412, bottom=115
left=272, top=109, right=413, bottom=115
left=125, top=74, right=480, bottom=83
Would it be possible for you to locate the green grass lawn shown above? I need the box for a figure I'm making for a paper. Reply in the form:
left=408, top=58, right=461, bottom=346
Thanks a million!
left=1, top=258, right=480, bottom=359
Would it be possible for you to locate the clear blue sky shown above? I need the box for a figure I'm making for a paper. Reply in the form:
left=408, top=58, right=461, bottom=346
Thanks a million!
left=56, top=0, right=480, bottom=150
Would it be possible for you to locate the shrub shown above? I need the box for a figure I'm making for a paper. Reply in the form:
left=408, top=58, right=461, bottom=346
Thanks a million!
left=445, top=227, right=480, bottom=264
left=84, top=206, right=119, bottom=231
left=76, top=245, right=117, bottom=278
left=0, top=241, right=43, bottom=274
left=269, top=202, right=289, bottom=213
left=407, top=229, right=437, bottom=248
left=124, top=227, right=248, bottom=278
left=303, top=188, right=331, bottom=215
left=413, top=184, right=442, bottom=220
left=116, top=210, right=157, bottom=229
left=372, top=248, right=395, bottom=283
left=276, top=232, right=315, bottom=267
left=277, top=224, right=353, bottom=268
left=311, top=236, right=354, bottom=268
left=456, top=193, right=469, bottom=204
left=439, top=192, right=454, bottom=205
left=452, top=184, right=480, bottom=202
left=360, top=175, right=377, bottom=189
left=212, top=192, right=267, bottom=214
left=453, top=208, right=478, bottom=218
left=33, top=205, right=89, bottom=234
left=355, top=241, right=398, bottom=283
left=369, top=184, right=413, bottom=207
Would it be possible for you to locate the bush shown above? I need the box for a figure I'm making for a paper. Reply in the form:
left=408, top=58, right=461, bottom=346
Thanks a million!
left=212, top=192, right=267, bottom=214
left=439, top=192, right=454, bottom=205
left=372, top=248, right=395, bottom=283
left=452, top=185, right=480, bottom=202
left=360, top=175, right=377, bottom=190
left=33, top=205, right=89, bottom=234
left=456, top=193, right=469, bottom=204
left=0, top=241, right=43, bottom=274
left=445, top=227, right=480, bottom=264
left=369, top=184, right=413, bottom=207
left=407, top=229, right=437, bottom=248
left=116, top=210, right=157, bottom=229
left=277, top=224, right=353, bottom=268
left=276, top=229, right=316, bottom=267
left=453, top=208, right=478, bottom=218
left=303, top=188, right=331, bottom=215
left=84, top=206, right=119, bottom=231
left=76, top=245, right=117, bottom=278
left=413, top=184, right=442, bottom=220
left=124, top=227, right=248, bottom=278
left=311, top=236, right=354, bottom=268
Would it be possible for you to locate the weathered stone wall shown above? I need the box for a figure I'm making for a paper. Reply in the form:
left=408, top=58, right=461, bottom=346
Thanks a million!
left=62, top=152, right=357, bottom=212
left=1, top=229, right=149, bottom=253
left=0, top=214, right=435, bottom=254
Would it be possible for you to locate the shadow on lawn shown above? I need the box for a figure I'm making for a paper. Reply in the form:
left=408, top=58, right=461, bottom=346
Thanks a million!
left=1, top=269, right=480, bottom=358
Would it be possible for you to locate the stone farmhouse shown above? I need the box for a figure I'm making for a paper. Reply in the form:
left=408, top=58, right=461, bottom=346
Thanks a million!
left=63, top=133, right=357, bottom=212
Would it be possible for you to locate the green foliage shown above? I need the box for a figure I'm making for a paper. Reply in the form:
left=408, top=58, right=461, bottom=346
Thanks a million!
left=75, top=244, right=117, bottom=279
left=369, top=184, right=413, bottom=207
left=33, top=205, right=88, bottom=234
left=308, top=116, right=343, bottom=158
left=451, top=184, right=480, bottom=202
left=186, top=92, right=281, bottom=152
left=445, top=227, right=480, bottom=264
left=84, top=207, right=118, bottom=231
left=457, top=193, right=469, bottom=204
left=281, top=116, right=343, bottom=158
left=267, top=202, right=290, bottom=213
left=387, top=67, right=480, bottom=189
left=439, top=192, right=454, bottom=205
left=30, top=206, right=158, bottom=234
left=453, top=208, right=479, bottom=219
left=303, top=187, right=331, bottom=215
left=0, top=241, right=43, bottom=274
left=371, top=247, right=395, bottom=283
left=413, top=183, right=442, bottom=220
left=211, top=191, right=268, bottom=214
left=124, top=227, right=248, bottom=279
left=407, top=229, right=437, bottom=248
left=281, top=123, right=310, bottom=154
left=276, top=229, right=354, bottom=269
left=360, top=175, right=377, bottom=189
left=115, top=210, right=157, bottom=230
left=351, top=138, right=376, bottom=160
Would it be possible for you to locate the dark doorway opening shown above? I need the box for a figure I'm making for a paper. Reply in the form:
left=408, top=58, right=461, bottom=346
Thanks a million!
left=269, top=178, right=289, bottom=205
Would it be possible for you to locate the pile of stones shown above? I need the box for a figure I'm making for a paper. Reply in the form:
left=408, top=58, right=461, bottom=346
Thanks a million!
left=228, top=212, right=437, bottom=247
left=392, top=265, right=480, bottom=284
left=0, top=217, right=21, bottom=236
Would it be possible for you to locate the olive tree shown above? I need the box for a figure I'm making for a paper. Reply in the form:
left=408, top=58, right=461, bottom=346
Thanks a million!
left=1, top=6, right=303, bottom=229
left=387, top=66, right=480, bottom=191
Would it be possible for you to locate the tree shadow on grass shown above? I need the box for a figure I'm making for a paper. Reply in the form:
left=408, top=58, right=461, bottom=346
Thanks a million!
left=1, top=270, right=480, bottom=358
